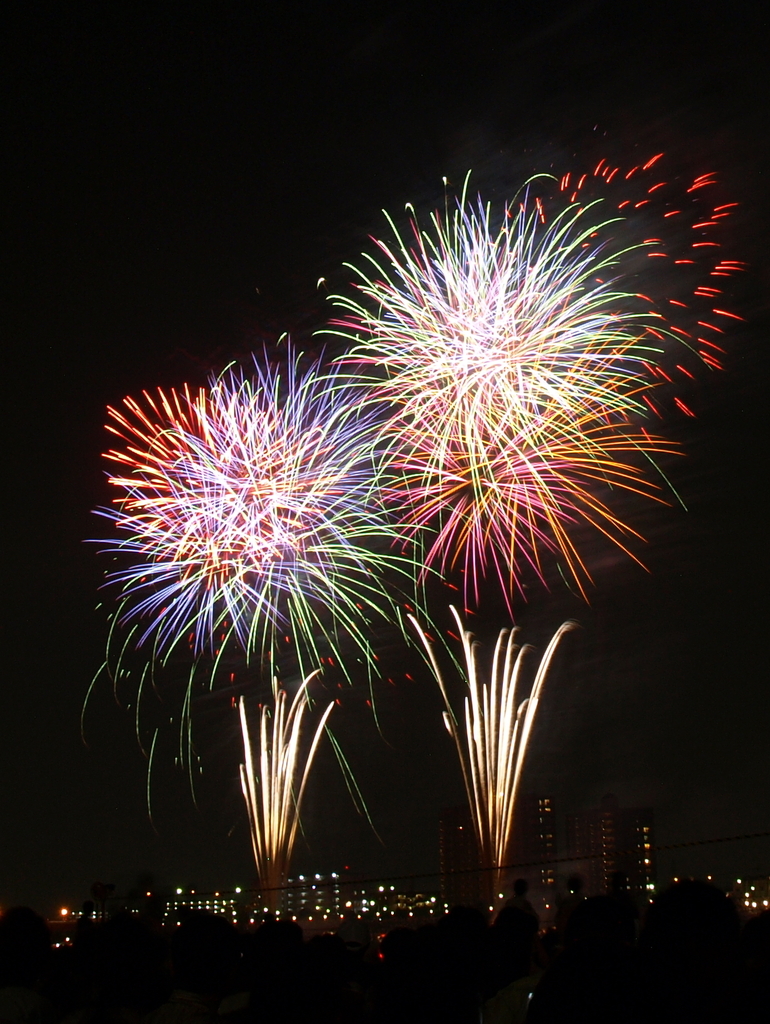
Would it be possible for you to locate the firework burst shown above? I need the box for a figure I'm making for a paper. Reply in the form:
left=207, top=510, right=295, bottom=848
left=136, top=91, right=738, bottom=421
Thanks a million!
left=93, top=346, right=410, bottom=680
left=239, top=673, right=333, bottom=911
left=411, top=607, right=576, bottom=900
left=327, top=174, right=693, bottom=603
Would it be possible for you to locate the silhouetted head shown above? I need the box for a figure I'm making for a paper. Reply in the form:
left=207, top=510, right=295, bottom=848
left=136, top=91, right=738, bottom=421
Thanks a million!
left=271, top=917, right=303, bottom=950
left=85, top=911, right=169, bottom=1011
left=741, top=910, right=770, bottom=970
left=492, top=906, right=538, bottom=957
left=488, top=908, right=538, bottom=989
left=0, top=906, right=51, bottom=987
left=440, top=904, right=488, bottom=944
left=379, top=926, right=417, bottom=967
left=307, top=931, right=348, bottom=963
left=171, top=913, right=241, bottom=996
left=641, top=879, right=739, bottom=968
left=513, top=878, right=528, bottom=898
left=494, top=907, right=538, bottom=937
left=565, top=896, right=628, bottom=947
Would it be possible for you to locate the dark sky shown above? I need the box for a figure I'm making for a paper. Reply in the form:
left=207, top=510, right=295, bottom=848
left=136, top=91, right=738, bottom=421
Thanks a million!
left=3, top=0, right=768, bottom=914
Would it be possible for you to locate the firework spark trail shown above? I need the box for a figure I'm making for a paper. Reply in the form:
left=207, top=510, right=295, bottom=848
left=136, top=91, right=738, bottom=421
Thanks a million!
left=396, top=416, right=676, bottom=604
left=239, top=672, right=333, bottom=912
left=327, top=176, right=697, bottom=604
left=552, top=154, right=744, bottom=415
left=93, top=346, right=412, bottom=682
left=410, top=607, right=576, bottom=900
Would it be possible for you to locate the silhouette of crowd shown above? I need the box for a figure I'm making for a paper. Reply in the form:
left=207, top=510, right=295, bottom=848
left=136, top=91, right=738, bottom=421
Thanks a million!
left=1, top=877, right=768, bottom=1023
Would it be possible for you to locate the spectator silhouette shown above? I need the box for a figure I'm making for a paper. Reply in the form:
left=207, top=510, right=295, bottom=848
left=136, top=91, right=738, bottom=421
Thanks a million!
left=0, top=907, right=56, bottom=1024
left=63, top=911, right=169, bottom=1024
left=639, top=879, right=740, bottom=1023
left=505, top=879, right=538, bottom=922
left=527, top=895, right=643, bottom=1023
left=368, top=927, right=419, bottom=1023
left=146, top=913, right=240, bottom=1024
left=437, top=905, right=488, bottom=1014
left=737, top=909, right=770, bottom=1021
left=336, top=911, right=371, bottom=955
left=485, top=907, right=538, bottom=996
left=369, top=912, right=487, bottom=1024
left=483, top=907, right=541, bottom=1024
left=553, top=874, right=584, bottom=945
left=222, top=918, right=304, bottom=1024
left=299, top=932, right=362, bottom=1023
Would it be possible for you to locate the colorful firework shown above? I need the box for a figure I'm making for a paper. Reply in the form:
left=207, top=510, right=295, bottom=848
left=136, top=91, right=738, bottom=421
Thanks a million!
left=411, top=607, right=576, bottom=900
left=550, top=154, right=744, bottom=416
left=327, top=163, right=740, bottom=604
left=93, top=346, right=410, bottom=681
left=239, top=673, right=333, bottom=912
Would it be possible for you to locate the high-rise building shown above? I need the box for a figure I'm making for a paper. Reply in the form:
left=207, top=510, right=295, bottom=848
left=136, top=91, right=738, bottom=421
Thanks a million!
left=282, top=872, right=343, bottom=917
left=439, top=805, right=482, bottom=907
left=566, top=793, right=655, bottom=897
left=509, top=794, right=557, bottom=890
left=440, top=796, right=557, bottom=907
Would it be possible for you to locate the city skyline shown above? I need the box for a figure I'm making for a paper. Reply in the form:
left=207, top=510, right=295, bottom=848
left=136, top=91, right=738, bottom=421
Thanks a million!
left=29, top=791, right=769, bottom=920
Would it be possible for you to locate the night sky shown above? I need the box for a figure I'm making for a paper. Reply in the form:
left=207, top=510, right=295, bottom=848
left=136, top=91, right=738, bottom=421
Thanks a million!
left=3, top=0, right=768, bottom=915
